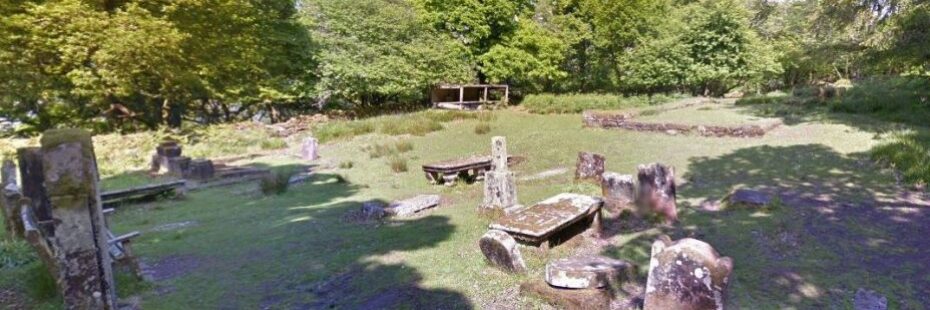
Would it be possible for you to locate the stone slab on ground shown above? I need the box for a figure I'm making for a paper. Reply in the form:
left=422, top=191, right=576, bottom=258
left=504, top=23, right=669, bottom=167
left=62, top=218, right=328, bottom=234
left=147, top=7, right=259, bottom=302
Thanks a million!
left=545, top=255, right=635, bottom=289
left=489, top=193, right=602, bottom=244
left=520, top=279, right=610, bottom=310
left=384, top=194, right=441, bottom=217
left=728, top=189, right=773, bottom=208
left=479, top=230, right=526, bottom=273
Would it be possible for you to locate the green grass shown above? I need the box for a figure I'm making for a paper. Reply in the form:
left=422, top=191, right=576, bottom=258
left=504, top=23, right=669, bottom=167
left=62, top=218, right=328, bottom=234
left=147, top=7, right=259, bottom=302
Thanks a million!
left=2, top=97, right=927, bottom=308
left=474, top=123, right=491, bottom=135
left=871, top=131, right=930, bottom=185
left=314, top=110, right=495, bottom=143
left=521, top=93, right=683, bottom=114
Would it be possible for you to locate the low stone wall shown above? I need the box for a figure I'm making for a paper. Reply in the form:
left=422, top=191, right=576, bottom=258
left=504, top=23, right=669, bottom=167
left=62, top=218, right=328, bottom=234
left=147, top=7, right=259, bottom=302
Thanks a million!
left=582, top=111, right=780, bottom=138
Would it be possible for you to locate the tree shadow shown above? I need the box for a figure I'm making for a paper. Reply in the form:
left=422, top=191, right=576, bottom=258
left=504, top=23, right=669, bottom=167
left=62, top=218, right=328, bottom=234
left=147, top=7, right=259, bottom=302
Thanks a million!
left=736, top=102, right=919, bottom=134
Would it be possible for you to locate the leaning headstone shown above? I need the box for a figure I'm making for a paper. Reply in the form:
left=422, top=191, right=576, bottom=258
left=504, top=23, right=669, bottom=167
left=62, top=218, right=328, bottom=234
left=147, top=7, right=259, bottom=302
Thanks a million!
left=21, top=129, right=116, bottom=309
left=482, top=136, right=517, bottom=210
left=644, top=235, right=732, bottom=310
left=575, top=152, right=605, bottom=182
left=853, top=288, right=887, bottom=310
left=546, top=255, right=635, bottom=289
left=479, top=229, right=526, bottom=273
left=300, top=137, right=319, bottom=161
left=601, top=172, right=636, bottom=214
left=636, top=163, right=677, bottom=223
left=384, top=194, right=440, bottom=217
left=727, top=189, right=772, bottom=209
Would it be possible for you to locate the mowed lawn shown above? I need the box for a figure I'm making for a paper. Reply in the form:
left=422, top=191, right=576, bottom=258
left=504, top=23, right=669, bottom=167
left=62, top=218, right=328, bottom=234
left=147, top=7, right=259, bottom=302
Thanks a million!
left=16, top=99, right=929, bottom=308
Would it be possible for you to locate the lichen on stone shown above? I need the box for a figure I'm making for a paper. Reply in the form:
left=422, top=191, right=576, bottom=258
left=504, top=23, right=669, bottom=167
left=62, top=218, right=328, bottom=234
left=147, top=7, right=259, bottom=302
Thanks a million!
left=40, top=128, right=94, bottom=158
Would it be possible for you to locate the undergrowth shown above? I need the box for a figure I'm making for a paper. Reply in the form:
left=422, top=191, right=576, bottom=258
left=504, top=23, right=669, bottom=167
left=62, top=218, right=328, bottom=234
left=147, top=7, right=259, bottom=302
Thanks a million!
left=871, top=131, right=930, bottom=186
left=521, top=93, right=683, bottom=114
left=314, top=110, right=494, bottom=143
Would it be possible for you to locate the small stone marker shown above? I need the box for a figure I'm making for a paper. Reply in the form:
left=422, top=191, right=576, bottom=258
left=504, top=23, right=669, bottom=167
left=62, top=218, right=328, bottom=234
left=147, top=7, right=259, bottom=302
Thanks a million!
left=300, top=137, right=319, bottom=161
left=482, top=136, right=517, bottom=210
left=644, top=235, right=733, bottom=310
left=575, top=152, right=605, bottom=182
left=490, top=193, right=602, bottom=246
left=384, top=194, right=440, bottom=217
left=636, top=163, right=677, bottom=223
left=728, top=189, right=772, bottom=209
left=853, top=288, right=887, bottom=310
left=545, top=255, right=635, bottom=289
left=479, top=230, right=526, bottom=273
left=185, top=159, right=215, bottom=181
left=601, top=172, right=636, bottom=214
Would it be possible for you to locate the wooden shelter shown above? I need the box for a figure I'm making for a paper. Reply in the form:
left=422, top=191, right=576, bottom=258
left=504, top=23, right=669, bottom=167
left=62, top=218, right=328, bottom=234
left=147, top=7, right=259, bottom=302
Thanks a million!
left=431, top=84, right=509, bottom=110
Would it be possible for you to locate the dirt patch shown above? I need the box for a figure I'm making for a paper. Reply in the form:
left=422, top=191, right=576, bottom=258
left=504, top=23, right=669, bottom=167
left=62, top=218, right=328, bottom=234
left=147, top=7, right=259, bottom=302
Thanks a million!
left=583, top=111, right=780, bottom=138
left=0, top=288, right=30, bottom=310
left=142, top=255, right=203, bottom=281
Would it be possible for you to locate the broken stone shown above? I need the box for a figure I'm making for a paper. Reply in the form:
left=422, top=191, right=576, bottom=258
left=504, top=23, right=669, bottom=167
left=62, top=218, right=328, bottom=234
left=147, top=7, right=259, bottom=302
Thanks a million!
left=601, top=172, right=636, bottom=214
left=853, top=288, right=887, bottom=310
left=360, top=201, right=387, bottom=221
left=545, top=255, right=635, bottom=289
left=520, top=279, right=610, bottom=310
left=636, top=163, right=677, bottom=223
left=184, top=159, right=215, bottom=181
left=300, top=137, right=319, bottom=161
left=644, top=235, right=732, bottom=310
left=156, top=141, right=182, bottom=158
left=482, top=136, right=517, bottom=210
left=728, top=189, right=772, bottom=209
left=384, top=194, right=440, bottom=217
left=575, top=152, right=605, bottom=182
left=490, top=193, right=602, bottom=246
left=479, top=229, right=526, bottom=273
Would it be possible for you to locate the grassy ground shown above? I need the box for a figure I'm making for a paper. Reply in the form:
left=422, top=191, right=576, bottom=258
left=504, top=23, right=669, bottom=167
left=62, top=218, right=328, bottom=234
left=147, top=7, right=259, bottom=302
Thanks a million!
left=3, top=98, right=929, bottom=308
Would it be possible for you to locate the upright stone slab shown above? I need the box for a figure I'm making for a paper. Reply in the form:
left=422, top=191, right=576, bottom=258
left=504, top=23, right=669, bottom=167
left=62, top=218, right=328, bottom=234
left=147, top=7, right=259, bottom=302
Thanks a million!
left=601, top=172, right=636, bottom=214
left=575, top=152, right=605, bottom=182
left=300, top=137, right=319, bottom=161
left=644, top=235, right=733, bottom=310
left=479, top=229, right=526, bottom=273
left=33, top=129, right=116, bottom=309
left=151, top=140, right=188, bottom=176
left=482, top=136, right=517, bottom=210
left=636, top=163, right=677, bottom=223
left=1, top=159, right=23, bottom=238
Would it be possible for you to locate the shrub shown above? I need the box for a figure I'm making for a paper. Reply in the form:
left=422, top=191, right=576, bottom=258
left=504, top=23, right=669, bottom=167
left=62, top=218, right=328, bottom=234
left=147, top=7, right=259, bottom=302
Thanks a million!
left=521, top=93, right=682, bottom=114
left=259, top=138, right=288, bottom=150
left=388, top=156, right=408, bottom=173
left=871, top=132, right=930, bottom=186
left=474, top=123, right=491, bottom=135
left=260, top=171, right=293, bottom=195
left=394, top=141, right=413, bottom=153
left=25, top=263, right=57, bottom=300
left=0, top=240, right=37, bottom=269
left=829, top=77, right=930, bottom=126
left=367, top=141, right=413, bottom=158
left=338, top=161, right=354, bottom=169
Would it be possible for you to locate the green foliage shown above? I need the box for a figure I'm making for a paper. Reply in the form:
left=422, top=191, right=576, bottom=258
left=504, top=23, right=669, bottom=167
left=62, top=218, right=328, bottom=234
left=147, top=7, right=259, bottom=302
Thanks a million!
left=388, top=156, right=408, bottom=173
left=260, top=171, right=292, bottom=195
left=0, top=240, right=37, bottom=269
left=260, top=138, right=288, bottom=150
left=871, top=132, right=930, bottom=186
left=366, top=141, right=413, bottom=159
left=24, top=263, right=58, bottom=300
left=521, top=93, right=681, bottom=114
left=479, top=20, right=570, bottom=91
left=338, top=160, right=354, bottom=169
left=474, top=123, right=491, bottom=135
left=829, top=77, right=930, bottom=126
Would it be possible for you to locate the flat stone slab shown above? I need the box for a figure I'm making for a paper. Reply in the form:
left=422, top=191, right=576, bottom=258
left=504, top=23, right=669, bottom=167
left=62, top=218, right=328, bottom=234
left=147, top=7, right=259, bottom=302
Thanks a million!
left=422, top=155, right=514, bottom=173
left=490, top=193, right=602, bottom=244
left=385, top=194, right=441, bottom=217
left=728, top=189, right=772, bottom=208
left=546, top=255, right=634, bottom=289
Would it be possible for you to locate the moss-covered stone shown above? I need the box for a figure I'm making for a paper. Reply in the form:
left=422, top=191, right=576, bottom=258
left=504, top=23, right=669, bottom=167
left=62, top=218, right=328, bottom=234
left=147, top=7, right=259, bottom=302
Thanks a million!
left=39, top=128, right=94, bottom=159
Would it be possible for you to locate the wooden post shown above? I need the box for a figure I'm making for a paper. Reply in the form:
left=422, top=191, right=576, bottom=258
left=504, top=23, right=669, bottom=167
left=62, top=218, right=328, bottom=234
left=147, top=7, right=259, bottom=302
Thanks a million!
left=459, top=86, right=464, bottom=104
left=483, top=87, right=488, bottom=103
left=504, top=86, right=510, bottom=105
left=21, top=129, right=116, bottom=309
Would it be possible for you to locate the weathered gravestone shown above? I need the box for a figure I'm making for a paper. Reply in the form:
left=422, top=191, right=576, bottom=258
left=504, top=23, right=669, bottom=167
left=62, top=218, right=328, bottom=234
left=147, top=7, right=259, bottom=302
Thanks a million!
left=185, top=159, right=215, bottom=181
left=479, top=229, right=526, bottom=273
left=481, top=136, right=517, bottom=211
left=1, top=159, right=24, bottom=238
left=601, top=172, right=636, bottom=214
left=300, top=137, right=319, bottom=161
left=384, top=194, right=441, bottom=217
left=644, top=235, right=733, bottom=310
left=575, top=152, right=605, bottom=182
left=18, top=129, right=117, bottom=309
left=150, top=140, right=189, bottom=176
left=637, top=163, right=678, bottom=224
left=490, top=193, right=602, bottom=247
left=545, top=255, right=635, bottom=289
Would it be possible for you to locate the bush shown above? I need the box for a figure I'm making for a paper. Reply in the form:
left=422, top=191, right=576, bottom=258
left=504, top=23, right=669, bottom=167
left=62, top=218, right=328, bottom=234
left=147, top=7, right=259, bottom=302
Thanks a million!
left=474, top=123, right=491, bottom=135
left=260, top=171, right=293, bottom=195
left=367, top=141, right=413, bottom=158
left=259, top=138, right=288, bottom=150
left=521, top=93, right=682, bottom=114
left=394, top=141, right=413, bottom=153
left=388, top=156, right=408, bottom=173
left=338, top=161, right=354, bottom=169
left=871, top=132, right=930, bottom=186
left=0, top=240, right=37, bottom=269
left=829, top=77, right=930, bottom=126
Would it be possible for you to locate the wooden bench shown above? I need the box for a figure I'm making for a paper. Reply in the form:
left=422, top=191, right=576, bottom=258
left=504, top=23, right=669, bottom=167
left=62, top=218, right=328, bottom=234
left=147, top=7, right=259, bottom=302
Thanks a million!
left=489, top=194, right=602, bottom=248
left=422, top=155, right=515, bottom=186
left=101, top=180, right=186, bottom=207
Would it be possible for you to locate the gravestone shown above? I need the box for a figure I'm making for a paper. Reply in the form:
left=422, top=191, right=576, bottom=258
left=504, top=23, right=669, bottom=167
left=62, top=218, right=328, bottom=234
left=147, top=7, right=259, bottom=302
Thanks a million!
left=384, top=194, right=440, bottom=217
left=479, top=229, right=526, bottom=273
left=601, top=172, right=636, bottom=214
left=151, top=140, right=189, bottom=176
left=481, top=136, right=517, bottom=210
left=575, top=152, right=605, bottom=182
left=636, top=163, right=678, bottom=223
left=490, top=194, right=602, bottom=246
left=545, top=255, right=635, bottom=289
left=185, top=159, right=215, bottom=181
left=644, top=235, right=732, bottom=310
left=18, top=129, right=116, bottom=309
left=300, top=137, right=319, bottom=161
